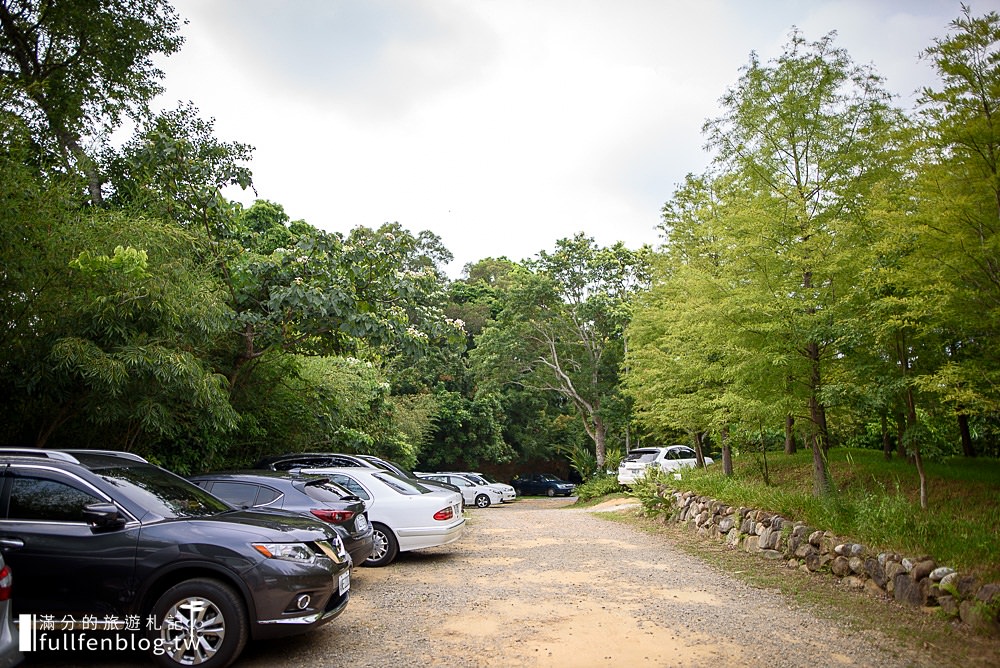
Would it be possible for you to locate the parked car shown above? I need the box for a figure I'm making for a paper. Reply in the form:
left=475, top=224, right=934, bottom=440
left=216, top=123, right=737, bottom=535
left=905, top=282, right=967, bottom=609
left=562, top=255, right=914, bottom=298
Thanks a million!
left=297, top=467, right=465, bottom=567
left=255, top=452, right=377, bottom=471
left=0, top=448, right=351, bottom=668
left=510, top=473, right=576, bottom=497
left=617, top=445, right=713, bottom=486
left=256, top=452, right=462, bottom=496
left=0, top=553, right=22, bottom=668
left=354, top=455, right=461, bottom=494
left=414, top=473, right=504, bottom=508
left=451, top=472, right=517, bottom=503
left=188, top=471, right=375, bottom=567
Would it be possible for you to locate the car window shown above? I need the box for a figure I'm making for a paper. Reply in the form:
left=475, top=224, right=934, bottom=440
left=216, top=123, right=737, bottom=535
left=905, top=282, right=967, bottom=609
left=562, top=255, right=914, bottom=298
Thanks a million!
left=93, top=464, right=231, bottom=518
left=302, top=480, right=350, bottom=503
left=539, top=474, right=557, bottom=481
left=7, top=475, right=104, bottom=522
left=209, top=481, right=258, bottom=508
left=625, top=450, right=659, bottom=463
left=326, top=474, right=371, bottom=501
left=254, top=485, right=282, bottom=506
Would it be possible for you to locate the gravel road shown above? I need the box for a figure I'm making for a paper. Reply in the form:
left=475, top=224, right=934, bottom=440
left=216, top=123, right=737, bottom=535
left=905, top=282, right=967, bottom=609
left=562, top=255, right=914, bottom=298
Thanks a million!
left=31, top=496, right=937, bottom=667
left=237, top=496, right=932, bottom=668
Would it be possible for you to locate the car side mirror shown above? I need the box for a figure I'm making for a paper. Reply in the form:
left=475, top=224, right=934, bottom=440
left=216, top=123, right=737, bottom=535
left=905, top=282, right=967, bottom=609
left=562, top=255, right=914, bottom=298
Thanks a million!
left=83, top=502, right=126, bottom=531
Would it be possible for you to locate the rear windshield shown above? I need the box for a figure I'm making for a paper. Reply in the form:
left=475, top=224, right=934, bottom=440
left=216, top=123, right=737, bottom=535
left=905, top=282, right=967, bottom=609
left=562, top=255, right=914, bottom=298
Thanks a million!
left=624, top=450, right=659, bottom=463
left=373, top=472, right=435, bottom=495
left=302, top=480, right=354, bottom=503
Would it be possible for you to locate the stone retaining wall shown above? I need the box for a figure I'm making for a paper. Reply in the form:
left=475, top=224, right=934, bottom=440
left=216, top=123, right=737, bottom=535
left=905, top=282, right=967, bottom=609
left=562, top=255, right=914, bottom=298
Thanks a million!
left=659, top=487, right=1000, bottom=636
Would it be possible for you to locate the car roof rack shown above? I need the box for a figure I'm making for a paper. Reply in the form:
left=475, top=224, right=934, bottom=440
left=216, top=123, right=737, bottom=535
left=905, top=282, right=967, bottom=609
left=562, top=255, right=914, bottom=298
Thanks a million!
left=59, top=449, right=149, bottom=463
left=0, top=448, right=80, bottom=463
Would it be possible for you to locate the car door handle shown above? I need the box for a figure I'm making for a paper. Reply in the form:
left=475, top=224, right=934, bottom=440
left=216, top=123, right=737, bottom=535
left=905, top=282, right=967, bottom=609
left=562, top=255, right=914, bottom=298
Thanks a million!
left=0, top=537, right=24, bottom=549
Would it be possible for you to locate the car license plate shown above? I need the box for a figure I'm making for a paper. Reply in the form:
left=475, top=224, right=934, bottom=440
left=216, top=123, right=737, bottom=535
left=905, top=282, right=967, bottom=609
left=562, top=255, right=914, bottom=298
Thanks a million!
left=339, top=570, right=350, bottom=596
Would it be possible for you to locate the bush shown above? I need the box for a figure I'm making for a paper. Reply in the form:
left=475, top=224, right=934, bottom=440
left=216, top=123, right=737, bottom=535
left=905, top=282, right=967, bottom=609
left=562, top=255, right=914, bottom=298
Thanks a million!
left=575, top=474, right=624, bottom=501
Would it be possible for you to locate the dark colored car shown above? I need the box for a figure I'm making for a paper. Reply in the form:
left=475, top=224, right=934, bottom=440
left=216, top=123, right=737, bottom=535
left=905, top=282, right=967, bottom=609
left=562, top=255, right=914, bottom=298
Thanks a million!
left=254, top=452, right=376, bottom=471
left=510, top=473, right=576, bottom=497
left=188, top=471, right=375, bottom=566
left=0, top=449, right=352, bottom=668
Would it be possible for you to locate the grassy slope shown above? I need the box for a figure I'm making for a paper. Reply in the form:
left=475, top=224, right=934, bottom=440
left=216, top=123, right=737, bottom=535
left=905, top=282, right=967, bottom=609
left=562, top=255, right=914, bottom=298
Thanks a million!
left=663, top=447, right=1000, bottom=582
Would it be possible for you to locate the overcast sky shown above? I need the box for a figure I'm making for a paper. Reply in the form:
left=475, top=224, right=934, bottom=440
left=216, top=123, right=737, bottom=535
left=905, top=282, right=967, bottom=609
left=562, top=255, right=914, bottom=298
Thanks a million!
left=156, top=0, right=978, bottom=276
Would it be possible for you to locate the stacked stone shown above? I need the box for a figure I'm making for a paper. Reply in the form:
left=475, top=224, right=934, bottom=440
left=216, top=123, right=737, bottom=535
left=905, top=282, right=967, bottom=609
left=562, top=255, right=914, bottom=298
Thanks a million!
left=664, top=489, right=1000, bottom=635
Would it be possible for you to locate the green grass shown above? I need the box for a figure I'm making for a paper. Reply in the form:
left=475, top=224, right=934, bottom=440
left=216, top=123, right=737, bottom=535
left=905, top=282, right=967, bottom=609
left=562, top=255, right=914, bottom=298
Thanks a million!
left=663, top=448, right=1000, bottom=582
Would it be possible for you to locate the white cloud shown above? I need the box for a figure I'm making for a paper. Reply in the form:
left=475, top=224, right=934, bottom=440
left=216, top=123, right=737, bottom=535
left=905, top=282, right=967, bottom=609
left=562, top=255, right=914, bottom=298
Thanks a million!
left=157, top=0, right=971, bottom=275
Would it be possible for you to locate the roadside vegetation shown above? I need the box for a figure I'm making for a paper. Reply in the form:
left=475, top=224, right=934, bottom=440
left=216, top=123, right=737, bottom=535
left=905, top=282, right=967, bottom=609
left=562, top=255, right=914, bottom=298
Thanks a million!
left=624, top=448, right=1000, bottom=582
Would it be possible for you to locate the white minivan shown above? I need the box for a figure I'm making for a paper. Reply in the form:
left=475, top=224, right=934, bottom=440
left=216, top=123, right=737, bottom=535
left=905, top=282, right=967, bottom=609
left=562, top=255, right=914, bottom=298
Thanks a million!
left=617, top=445, right=712, bottom=485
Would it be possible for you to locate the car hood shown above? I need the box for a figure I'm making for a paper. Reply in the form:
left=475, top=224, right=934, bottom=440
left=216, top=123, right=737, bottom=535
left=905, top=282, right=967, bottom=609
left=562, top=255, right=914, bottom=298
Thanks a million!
left=189, top=508, right=338, bottom=543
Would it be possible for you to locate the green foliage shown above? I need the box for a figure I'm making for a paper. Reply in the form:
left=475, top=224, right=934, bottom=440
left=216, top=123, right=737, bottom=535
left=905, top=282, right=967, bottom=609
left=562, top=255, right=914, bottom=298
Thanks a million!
left=471, top=234, right=651, bottom=468
left=0, top=0, right=183, bottom=203
left=556, top=442, right=597, bottom=481
left=574, top=474, right=624, bottom=502
left=627, top=467, right=677, bottom=516
left=664, top=449, right=1000, bottom=581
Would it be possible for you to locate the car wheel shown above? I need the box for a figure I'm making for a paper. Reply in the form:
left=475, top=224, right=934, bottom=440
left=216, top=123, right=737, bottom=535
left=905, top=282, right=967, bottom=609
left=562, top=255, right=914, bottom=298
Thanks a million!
left=474, top=494, right=491, bottom=508
left=150, top=578, right=248, bottom=668
left=364, top=522, right=399, bottom=567
left=546, top=488, right=556, bottom=497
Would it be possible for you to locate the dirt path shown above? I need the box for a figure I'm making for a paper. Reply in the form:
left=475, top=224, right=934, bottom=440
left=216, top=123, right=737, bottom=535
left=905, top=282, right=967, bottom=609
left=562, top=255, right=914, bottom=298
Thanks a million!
left=235, top=496, right=932, bottom=668
left=32, top=497, right=940, bottom=667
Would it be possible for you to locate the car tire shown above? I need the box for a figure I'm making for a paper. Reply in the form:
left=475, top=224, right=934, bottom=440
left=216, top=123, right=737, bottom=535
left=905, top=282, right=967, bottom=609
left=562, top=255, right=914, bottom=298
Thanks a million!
left=364, top=522, right=399, bottom=567
left=150, top=578, right=248, bottom=668
left=474, top=494, right=491, bottom=508
left=546, top=488, right=556, bottom=497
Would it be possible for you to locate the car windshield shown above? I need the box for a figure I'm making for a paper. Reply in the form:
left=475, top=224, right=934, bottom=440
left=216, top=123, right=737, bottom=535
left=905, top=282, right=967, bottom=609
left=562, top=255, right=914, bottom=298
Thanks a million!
left=539, top=474, right=558, bottom=481
left=95, top=464, right=232, bottom=518
left=624, top=450, right=659, bottom=463
left=478, top=473, right=501, bottom=484
left=464, top=474, right=488, bottom=485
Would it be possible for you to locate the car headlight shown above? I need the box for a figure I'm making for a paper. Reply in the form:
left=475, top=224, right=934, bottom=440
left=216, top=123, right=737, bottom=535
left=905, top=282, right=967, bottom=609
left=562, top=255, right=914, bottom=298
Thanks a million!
left=252, top=542, right=317, bottom=563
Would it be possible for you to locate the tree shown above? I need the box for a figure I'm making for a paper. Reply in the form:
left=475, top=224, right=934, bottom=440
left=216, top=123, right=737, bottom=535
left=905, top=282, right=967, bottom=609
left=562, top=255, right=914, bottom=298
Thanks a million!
left=696, top=31, right=908, bottom=496
left=909, top=6, right=1000, bottom=469
left=472, top=234, right=651, bottom=470
left=0, top=0, right=183, bottom=203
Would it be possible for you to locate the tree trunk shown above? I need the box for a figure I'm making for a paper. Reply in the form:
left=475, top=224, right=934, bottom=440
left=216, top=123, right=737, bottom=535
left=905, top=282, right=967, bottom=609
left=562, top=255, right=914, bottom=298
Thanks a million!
left=592, top=414, right=607, bottom=470
left=722, top=426, right=733, bottom=476
left=895, top=412, right=906, bottom=458
left=957, top=412, right=976, bottom=457
left=881, top=413, right=892, bottom=460
left=784, top=415, right=796, bottom=454
left=693, top=431, right=706, bottom=468
left=806, top=342, right=831, bottom=495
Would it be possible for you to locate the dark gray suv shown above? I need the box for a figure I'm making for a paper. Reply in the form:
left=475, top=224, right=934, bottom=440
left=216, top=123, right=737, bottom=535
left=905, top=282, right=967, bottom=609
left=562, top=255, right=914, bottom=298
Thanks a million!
left=0, top=449, right=352, bottom=668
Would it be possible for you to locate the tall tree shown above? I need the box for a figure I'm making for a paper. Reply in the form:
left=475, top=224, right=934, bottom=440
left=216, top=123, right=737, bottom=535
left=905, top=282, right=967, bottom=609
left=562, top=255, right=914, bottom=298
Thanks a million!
left=472, top=234, right=651, bottom=470
left=910, top=6, right=1000, bottom=470
left=0, top=0, right=183, bottom=203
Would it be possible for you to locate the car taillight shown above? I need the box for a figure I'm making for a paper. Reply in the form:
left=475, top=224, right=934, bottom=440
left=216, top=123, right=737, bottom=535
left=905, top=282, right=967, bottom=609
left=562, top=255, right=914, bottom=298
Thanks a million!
left=433, top=507, right=454, bottom=521
left=0, top=565, right=11, bottom=602
left=311, top=509, right=355, bottom=524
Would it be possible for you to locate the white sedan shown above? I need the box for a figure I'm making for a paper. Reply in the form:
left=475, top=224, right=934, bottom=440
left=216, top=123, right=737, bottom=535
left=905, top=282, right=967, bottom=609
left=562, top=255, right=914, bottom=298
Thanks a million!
left=447, top=472, right=516, bottom=503
left=302, top=467, right=465, bottom=567
left=617, top=445, right=713, bottom=486
left=415, top=473, right=505, bottom=508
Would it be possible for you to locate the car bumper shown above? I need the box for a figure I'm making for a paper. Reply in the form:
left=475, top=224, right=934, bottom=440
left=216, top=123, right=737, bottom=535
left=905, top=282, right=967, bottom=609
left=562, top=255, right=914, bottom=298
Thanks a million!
left=395, top=517, right=466, bottom=552
left=247, top=556, right=352, bottom=640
